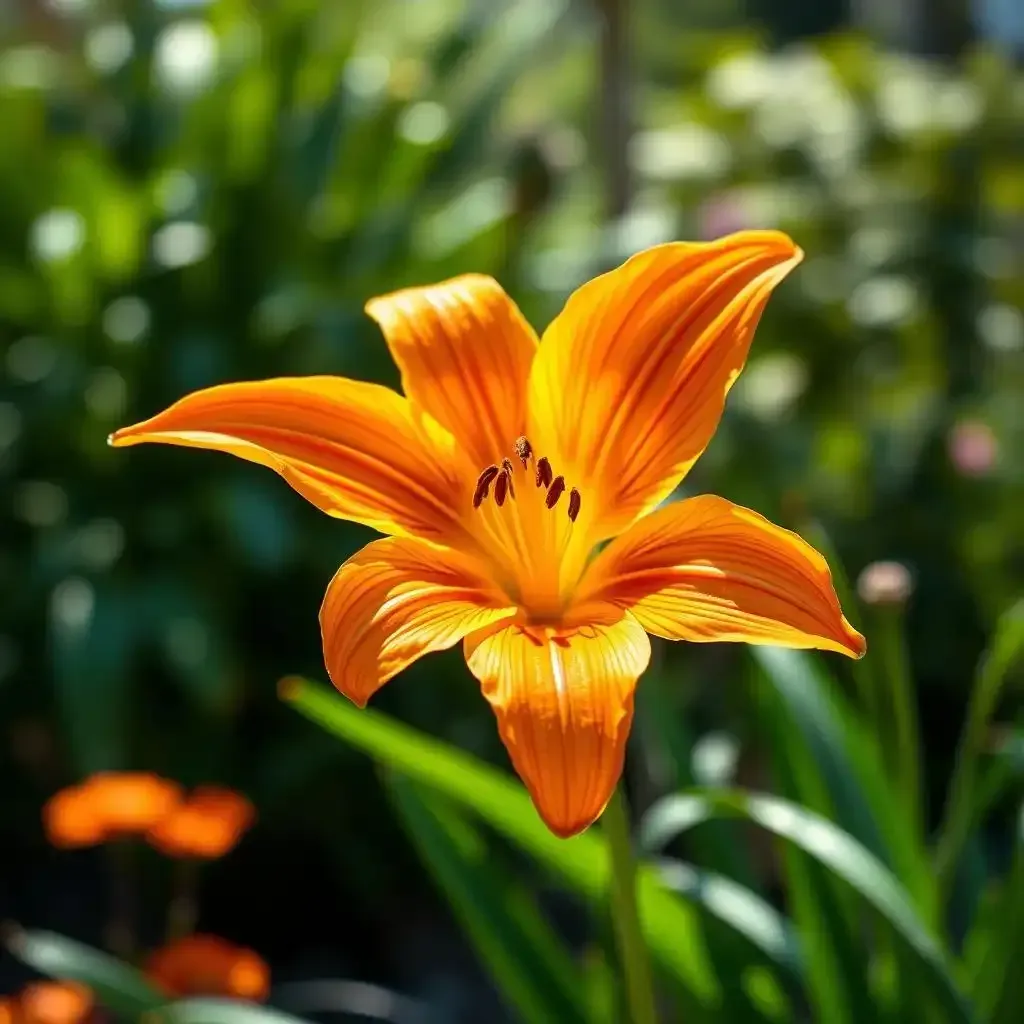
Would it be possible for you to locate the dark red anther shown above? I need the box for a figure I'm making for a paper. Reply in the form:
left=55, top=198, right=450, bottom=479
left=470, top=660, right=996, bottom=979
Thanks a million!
left=567, top=487, right=581, bottom=523
left=500, top=458, right=516, bottom=499
left=535, top=457, right=553, bottom=489
left=545, top=476, right=566, bottom=509
left=494, top=470, right=509, bottom=507
left=472, top=465, right=499, bottom=508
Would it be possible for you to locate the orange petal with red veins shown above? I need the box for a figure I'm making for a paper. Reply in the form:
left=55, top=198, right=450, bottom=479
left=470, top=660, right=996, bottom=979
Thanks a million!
left=464, top=613, right=651, bottom=837
left=321, top=537, right=516, bottom=707
left=367, top=275, right=539, bottom=471
left=110, top=377, right=466, bottom=545
left=528, top=231, right=803, bottom=538
left=576, top=495, right=865, bottom=658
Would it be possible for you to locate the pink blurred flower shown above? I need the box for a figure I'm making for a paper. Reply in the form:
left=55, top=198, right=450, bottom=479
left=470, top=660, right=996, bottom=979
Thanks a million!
left=948, top=420, right=997, bottom=478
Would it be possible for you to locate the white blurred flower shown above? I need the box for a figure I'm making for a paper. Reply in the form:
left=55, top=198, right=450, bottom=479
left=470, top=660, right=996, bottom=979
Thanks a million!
left=631, top=125, right=731, bottom=182
left=85, top=22, right=134, bottom=74
left=397, top=101, right=449, bottom=145
left=152, top=221, right=211, bottom=268
left=154, top=20, right=217, bottom=95
left=30, top=209, right=85, bottom=263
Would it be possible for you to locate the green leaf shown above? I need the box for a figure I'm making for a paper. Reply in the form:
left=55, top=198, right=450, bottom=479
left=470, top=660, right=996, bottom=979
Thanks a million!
left=751, top=646, right=936, bottom=923
left=386, top=775, right=587, bottom=1024
left=751, top=649, right=884, bottom=1023
left=151, top=999, right=312, bottom=1024
left=935, top=600, right=1024, bottom=901
left=5, top=928, right=165, bottom=1017
left=966, top=808, right=1024, bottom=1022
left=653, top=858, right=801, bottom=975
left=280, top=677, right=721, bottom=1014
left=642, top=790, right=976, bottom=1024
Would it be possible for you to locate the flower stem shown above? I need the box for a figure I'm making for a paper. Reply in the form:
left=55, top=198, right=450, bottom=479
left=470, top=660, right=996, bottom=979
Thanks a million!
left=604, top=786, right=658, bottom=1024
left=166, top=858, right=200, bottom=942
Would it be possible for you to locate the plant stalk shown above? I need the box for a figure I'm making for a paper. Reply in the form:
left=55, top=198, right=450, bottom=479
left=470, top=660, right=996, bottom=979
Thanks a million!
left=605, top=786, right=658, bottom=1024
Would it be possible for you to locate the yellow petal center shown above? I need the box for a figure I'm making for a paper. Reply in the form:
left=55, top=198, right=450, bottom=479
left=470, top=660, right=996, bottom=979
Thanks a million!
left=467, top=435, right=591, bottom=622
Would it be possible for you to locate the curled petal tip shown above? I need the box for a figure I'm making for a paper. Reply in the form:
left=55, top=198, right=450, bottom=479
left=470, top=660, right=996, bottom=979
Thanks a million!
left=844, top=621, right=868, bottom=660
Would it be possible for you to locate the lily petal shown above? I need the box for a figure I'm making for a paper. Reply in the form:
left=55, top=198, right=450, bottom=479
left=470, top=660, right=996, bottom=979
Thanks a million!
left=464, top=612, right=651, bottom=837
left=322, top=536, right=516, bottom=707
left=366, top=275, right=539, bottom=470
left=576, top=496, right=865, bottom=658
left=110, top=377, right=465, bottom=543
left=527, top=231, right=803, bottom=538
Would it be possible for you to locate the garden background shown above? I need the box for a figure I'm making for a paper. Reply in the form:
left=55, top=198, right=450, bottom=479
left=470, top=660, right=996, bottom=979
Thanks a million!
left=1, top=0, right=1022, bottom=1021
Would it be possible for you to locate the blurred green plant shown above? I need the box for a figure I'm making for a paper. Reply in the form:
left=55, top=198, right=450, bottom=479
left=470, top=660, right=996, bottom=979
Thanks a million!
left=280, top=581, right=1023, bottom=1023
left=2, top=0, right=1023, bottom=1020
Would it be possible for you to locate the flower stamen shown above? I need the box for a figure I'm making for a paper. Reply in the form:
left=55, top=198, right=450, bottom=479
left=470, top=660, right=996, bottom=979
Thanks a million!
left=494, top=469, right=510, bottom=507
left=545, top=476, right=566, bottom=509
left=500, top=459, right=516, bottom=499
left=472, top=465, right=499, bottom=508
left=472, top=441, right=579, bottom=520
left=568, top=487, right=581, bottom=522
left=513, top=436, right=533, bottom=468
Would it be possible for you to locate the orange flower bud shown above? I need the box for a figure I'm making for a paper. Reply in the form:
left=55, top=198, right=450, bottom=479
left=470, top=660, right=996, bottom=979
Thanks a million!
left=86, top=772, right=183, bottom=836
left=43, top=773, right=183, bottom=848
left=19, top=981, right=93, bottom=1024
left=146, top=935, right=269, bottom=1002
left=43, top=786, right=105, bottom=849
left=146, top=786, right=255, bottom=859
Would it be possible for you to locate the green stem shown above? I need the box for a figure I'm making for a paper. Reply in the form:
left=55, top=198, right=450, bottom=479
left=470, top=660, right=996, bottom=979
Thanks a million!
left=934, top=602, right=1024, bottom=902
left=873, top=608, right=922, bottom=834
left=165, top=858, right=201, bottom=942
left=605, top=786, right=658, bottom=1024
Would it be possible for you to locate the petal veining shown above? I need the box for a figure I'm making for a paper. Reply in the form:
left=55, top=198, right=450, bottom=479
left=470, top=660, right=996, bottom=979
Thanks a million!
left=575, top=495, right=865, bottom=658
left=367, top=274, right=539, bottom=472
left=527, top=230, right=802, bottom=539
left=110, top=377, right=466, bottom=543
left=322, top=536, right=516, bottom=707
left=464, top=612, right=651, bottom=837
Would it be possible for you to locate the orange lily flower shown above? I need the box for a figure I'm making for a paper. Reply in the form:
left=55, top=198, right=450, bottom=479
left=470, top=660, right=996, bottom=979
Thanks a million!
left=111, top=230, right=865, bottom=837
left=146, top=935, right=270, bottom=1001
left=43, top=773, right=183, bottom=847
left=146, top=785, right=255, bottom=858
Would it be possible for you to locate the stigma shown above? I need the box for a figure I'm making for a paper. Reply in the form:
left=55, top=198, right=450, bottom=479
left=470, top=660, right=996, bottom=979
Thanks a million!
left=472, top=436, right=581, bottom=522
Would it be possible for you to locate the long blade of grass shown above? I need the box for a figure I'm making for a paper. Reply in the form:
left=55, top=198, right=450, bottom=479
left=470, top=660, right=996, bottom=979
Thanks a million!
left=154, top=1000, right=313, bottom=1024
left=935, top=600, right=1024, bottom=903
left=281, top=676, right=721, bottom=1015
left=641, top=789, right=975, bottom=1023
left=4, top=928, right=165, bottom=1017
left=751, top=646, right=936, bottom=923
left=964, top=807, right=1024, bottom=1022
left=386, top=775, right=588, bottom=1024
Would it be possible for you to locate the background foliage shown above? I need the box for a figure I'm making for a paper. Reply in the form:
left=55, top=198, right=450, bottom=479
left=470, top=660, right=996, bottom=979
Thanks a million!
left=1, top=0, right=1022, bottom=1020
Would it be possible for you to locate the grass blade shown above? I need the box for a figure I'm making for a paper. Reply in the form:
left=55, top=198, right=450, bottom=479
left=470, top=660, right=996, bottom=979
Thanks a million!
left=642, top=789, right=976, bottom=1024
left=153, top=1000, right=313, bottom=1024
left=281, top=676, right=721, bottom=1014
left=5, top=928, right=165, bottom=1017
left=387, top=775, right=588, bottom=1024
left=935, top=600, right=1024, bottom=903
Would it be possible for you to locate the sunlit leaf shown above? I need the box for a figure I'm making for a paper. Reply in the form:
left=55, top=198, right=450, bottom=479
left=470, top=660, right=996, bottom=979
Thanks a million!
left=387, top=775, right=587, bottom=1024
left=281, top=677, right=720, bottom=1011
left=5, top=928, right=165, bottom=1017
left=642, top=789, right=975, bottom=1023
